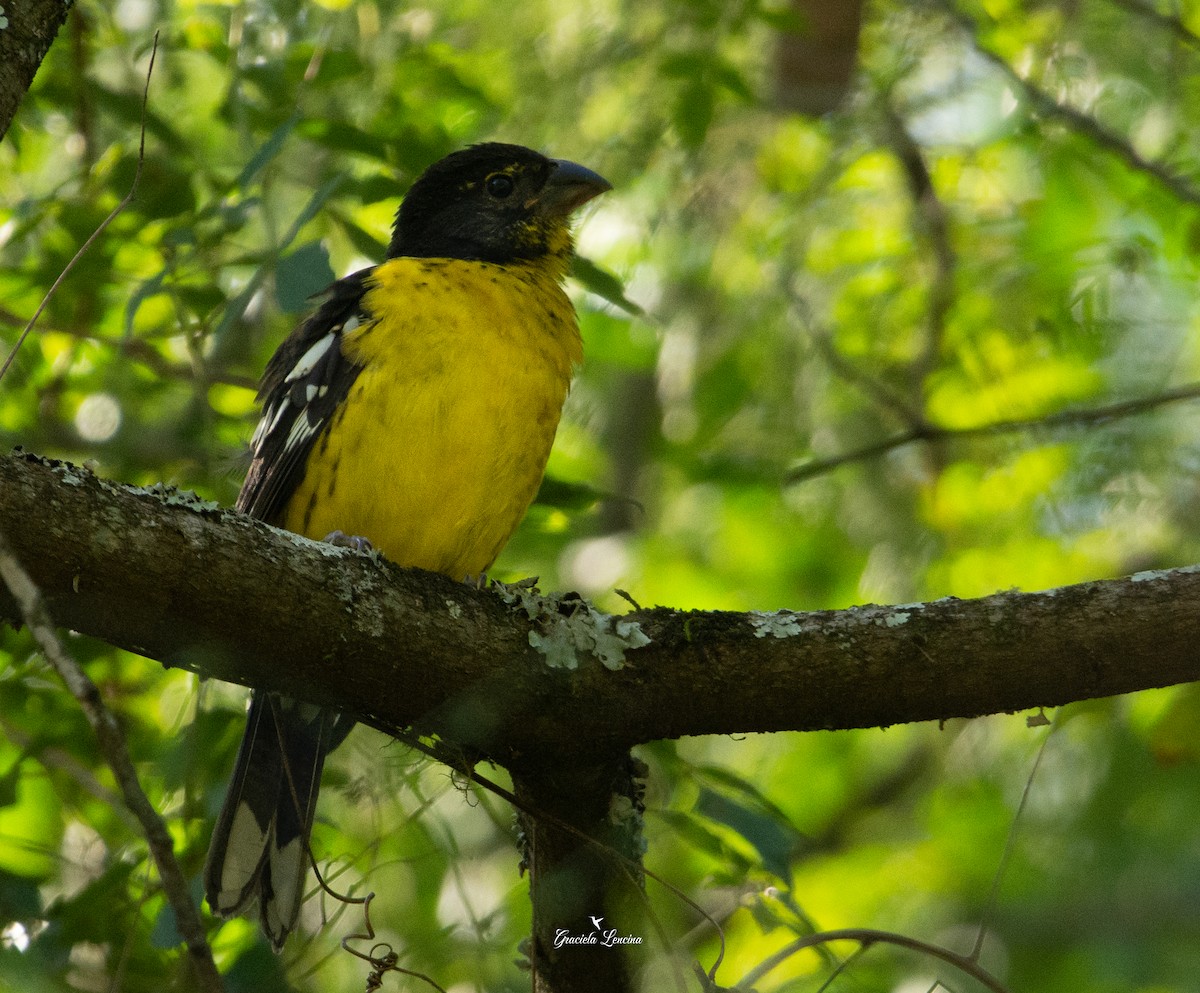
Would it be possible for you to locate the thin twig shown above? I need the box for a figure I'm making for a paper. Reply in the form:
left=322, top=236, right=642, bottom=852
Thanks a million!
left=340, top=891, right=447, bottom=993
left=814, top=943, right=868, bottom=993
left=0, top=32, right=159, bottom=385
left=375, top=728, right=729, bottom=985
left=0, top=308, right=258, bottom=390
left=880, top=99, right=957, bottom=392
left=1105, top=0, right=1200, bottom=52
left=301, top=734, right=698, bottom=991
left=0, top=526, right=224, bottom=993
left=971, top=720, right=1056, bottom=960
left=792, top=293, right=926, bottom=428
left=940, top=1, right=1200, bottom=205
left=786, top=380, right=1200, bottom=484
left=736, top=926, right=1013, bottom=993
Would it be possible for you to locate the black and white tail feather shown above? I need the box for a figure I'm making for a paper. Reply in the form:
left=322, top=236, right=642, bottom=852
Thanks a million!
left=202, top=272, right=371, bottom=949
left=202, top=696, right=352, bottom=948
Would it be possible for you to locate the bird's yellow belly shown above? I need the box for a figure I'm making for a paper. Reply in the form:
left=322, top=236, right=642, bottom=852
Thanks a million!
left=278, top=258, right=581, bottom=579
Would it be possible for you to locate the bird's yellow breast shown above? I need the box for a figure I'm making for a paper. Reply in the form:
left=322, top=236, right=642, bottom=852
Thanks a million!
left=279, top=256, right=582, bottom=578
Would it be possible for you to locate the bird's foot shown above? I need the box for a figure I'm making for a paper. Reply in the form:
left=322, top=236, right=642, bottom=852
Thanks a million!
left=323, top=530, right=374, bottom=554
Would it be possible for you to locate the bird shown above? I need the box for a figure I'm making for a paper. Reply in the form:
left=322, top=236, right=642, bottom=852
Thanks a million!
left=202, top=142, right=611, bottom=949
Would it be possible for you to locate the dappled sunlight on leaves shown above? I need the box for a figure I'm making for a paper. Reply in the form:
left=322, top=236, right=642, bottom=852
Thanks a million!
left=4, top=0, right=1200, bottom=990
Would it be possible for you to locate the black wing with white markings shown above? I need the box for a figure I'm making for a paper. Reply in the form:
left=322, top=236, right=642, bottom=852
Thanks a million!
left=236, top=267, right=375, bottom=523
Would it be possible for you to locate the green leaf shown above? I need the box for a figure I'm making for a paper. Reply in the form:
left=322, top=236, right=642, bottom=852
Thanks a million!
left=45, top=862, right=135, bottom=945
left=124, top=270, right=166, bottom=339
left=328, top=208, right=389, bottom=259
left=233, top=112, right=300, bottom=191
left=694, top=765, right=808, bottom=881
left=0, top=870, right=42, bottom=919
left=579, top=310, right=659, bottom=371
left=149, top=905, right=182, bottom=949
left=674, top=81, right=716, bottom=148
left=295, top=118, right=392, bottom=159
left=534, top=475, right=629, bottom=512
left=224, top=942, right=293, bottom=993
left=275, top=241, right=335, bottom=312
left=654, top=809, right=754, bottom=872
left=212, top=176, right=344, bottom=340
left=571, top=256, right=643, bottom=316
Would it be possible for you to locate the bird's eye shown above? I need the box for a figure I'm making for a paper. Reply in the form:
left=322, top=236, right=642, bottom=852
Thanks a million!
left=485, top=173, right=515, bottom=199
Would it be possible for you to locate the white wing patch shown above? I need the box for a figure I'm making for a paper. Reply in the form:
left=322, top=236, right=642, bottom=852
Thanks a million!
left=284, top=411, right=319, bottom=452
left=284, top=331, right=337, bottom=384
left=247, top=323, right=353, bottom=460
left=250, top=397, right=291, bottom=451
left=238, top=290, right=372, bottom=521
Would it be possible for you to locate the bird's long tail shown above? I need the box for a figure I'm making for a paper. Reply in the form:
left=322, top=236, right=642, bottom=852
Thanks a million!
left=203, top=692, right=347, bottom=949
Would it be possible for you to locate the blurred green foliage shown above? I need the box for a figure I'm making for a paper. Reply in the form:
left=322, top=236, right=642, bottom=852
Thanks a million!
left=2, top=0, right=1200, bottom=990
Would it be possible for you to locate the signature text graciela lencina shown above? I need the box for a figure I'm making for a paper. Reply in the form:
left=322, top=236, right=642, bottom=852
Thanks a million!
left=554, top=917, right=643, bottom=949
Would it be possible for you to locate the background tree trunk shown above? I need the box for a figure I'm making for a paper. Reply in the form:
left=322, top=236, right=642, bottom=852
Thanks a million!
left=0, top=0, right=74, bottom=139
left=515, top=754, right=646, bottom=993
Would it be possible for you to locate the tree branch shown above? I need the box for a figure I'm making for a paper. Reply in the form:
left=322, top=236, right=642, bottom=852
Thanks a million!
left=0, top=522, right=223, bottom=993
left=737, top=927, right=1011, bottom=993
left=785, top=381, right=1200, bottom=484
left=941, top=0, right=1200, bottom=206
left=1104, top=0, right=1200, bottom=54
left=0, top=31, right=157, bottom=384
left=880, top=99, right=956, bottom=393
left=0, top=0, right=73, bottom=140
left=3, top=451, right=1199, bottom=762
left=0, top=308, right=258, bottom=391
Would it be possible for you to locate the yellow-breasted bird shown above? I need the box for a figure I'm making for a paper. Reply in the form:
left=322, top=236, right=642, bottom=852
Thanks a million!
left=202, top=143, right=611, bottom=949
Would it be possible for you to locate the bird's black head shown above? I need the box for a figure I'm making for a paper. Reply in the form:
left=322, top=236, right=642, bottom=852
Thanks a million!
left=388, top=143, right=611, bottom=263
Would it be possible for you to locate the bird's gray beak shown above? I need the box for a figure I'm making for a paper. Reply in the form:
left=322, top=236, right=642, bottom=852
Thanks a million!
left=535, top=158, right=612, bottom=217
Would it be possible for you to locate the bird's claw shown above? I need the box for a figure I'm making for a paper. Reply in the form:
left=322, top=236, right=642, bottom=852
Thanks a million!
left=324, top=530, right=373, bottom=554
